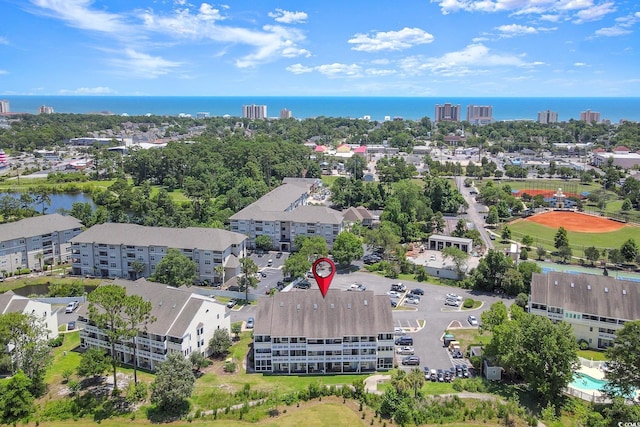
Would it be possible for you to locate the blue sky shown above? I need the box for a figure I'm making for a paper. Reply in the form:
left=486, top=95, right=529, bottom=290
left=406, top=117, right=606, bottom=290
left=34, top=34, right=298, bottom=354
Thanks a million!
left=1, top=0, right=639, bottom=97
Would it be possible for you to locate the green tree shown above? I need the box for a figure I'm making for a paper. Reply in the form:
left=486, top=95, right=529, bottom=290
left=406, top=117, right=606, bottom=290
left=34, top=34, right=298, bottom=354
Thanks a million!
left=517, top=261, right=542, bottom=293
left=208, top=328, right=232, bottom=357
left=536, top=246, right=547, bottom=260
left=405, top=367, right=425, bottom=398
left=283, top=252, right=310, bottom=280
left=151, top=352, right=195, bottom=415
left=150, top=248, right=197, bottom=287
left=238, top=257, right=258, bottom=302
left=554, top=226, right=569, bottom=250
left=584, top=246, right=600, bottom=265
left=519, top=247, right=528, bottom=260
left=604, top=320, right=640, bottom=399
left=189, top=352, right=211, bottom=373
left=558, top=245, right=573, bottom=263
left=76, top=348, right=111, bottom=380
left=214, top=264, right=225, bottom=286
left=480, top=301, right=508, bottom=332
left=485, top=312, right=579, bottom=407
left=231, top=322, right=242, bottom=340
left=451, top=218, right=467, bottom=238
left=621, top=198, right=633, bottom=211
left=485, top=205, right=499, bottom=225
left=254, top=235, right=273, bottom=252
left=608, top=248, right=624, bottom=265
left=521, top=235, right=534, bottom=248
left=514, top=293, right=529, bottom=308
left=332, top=231, right=364, bottom=266
left=620, top=238, right=638, bottom=263
left=441, top=246, right=469, bottom=279
left=365, top=221, right=401, bottom=260
left=501, top=226, right=512, bottom=242
left=130, top=260, right=145, bottom=279
left=123, top=295, right=155, bottom=384
left=87, top=284, right=129, bottom=392
left=470, top=249, right=513, bottom=293
left=0, top=371, right=34, bottom=425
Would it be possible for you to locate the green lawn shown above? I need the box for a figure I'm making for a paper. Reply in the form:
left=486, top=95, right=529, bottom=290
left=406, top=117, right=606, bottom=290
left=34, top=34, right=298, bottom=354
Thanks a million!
left=443, top=328, right=492, bottom=353
left=0, top=276, right=102, bottom=294
left=505, top=219, right=640, bottom=257
left=490, top=178, right=603, bottom=194
left=577, top=349, right=608, bottom=361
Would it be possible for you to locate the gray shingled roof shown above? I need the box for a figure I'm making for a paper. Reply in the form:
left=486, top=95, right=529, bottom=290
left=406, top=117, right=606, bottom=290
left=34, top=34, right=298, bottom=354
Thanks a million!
left=0, top=214, right=82, bottom=242
left=70, top=223, right=246, bottom=250
left=530, top=272, right=640, bottom=320
left=0, top=290, right=17, bottom=314
left=80, top=279, right=220, bottom=338
left=253, top=290, right=394, bottom=338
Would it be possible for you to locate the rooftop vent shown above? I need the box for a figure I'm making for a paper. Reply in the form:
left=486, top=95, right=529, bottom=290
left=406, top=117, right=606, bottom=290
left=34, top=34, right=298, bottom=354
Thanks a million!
left=279, top=301, right=284, bottom=307
left=604, top=287, right=609, bottom=293
left=313, top=303, right=318, bottom=310
left=347, top=303, right=352, bottom=309
left=587, top=285, right=591, bottom=290
left=554, top=281, right=558, bottom=286
left=330, top=303, right=335, bottom=309
left=296, top=304, right=301, bottom=310
left=623, top=289, right=627, bottom=295
left=570, top=283, right=574, bottom=288
left=364, top=299, right=368, bottom=306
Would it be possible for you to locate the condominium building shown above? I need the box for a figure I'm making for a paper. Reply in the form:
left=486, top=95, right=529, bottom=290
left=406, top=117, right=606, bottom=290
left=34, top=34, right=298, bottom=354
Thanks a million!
left=529, top=272, right=640, bottom=349
left=0, top=214, right=83, bottom=274
left=466, top=105, right=493, bottom=125
left=242, top=104, right=267, bottom=119
left=280, top=108, right=292, bottom=119
left=434, top=103, right=461, bottom=122
left=253, top=290, right=395, bottom=374
left=580, top=110, right=601, bottom=123
left=537, top=110, right=558, bottom=124
left=78, top=278, right=229, bottom=371
left=0, top=100, right=9, bottom=114
left=38, top=105, right=54, bottom=114
left=0, top=291, right=59, bottom=339
left=69, top=224, right=247, bottom=284
left=229, top=179, right=344, bottom=251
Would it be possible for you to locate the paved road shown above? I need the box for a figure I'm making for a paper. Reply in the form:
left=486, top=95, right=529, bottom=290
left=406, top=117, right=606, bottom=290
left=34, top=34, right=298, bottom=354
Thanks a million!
left=231, top=270, right=511, bottom=375
left=455, top=175, right=493, bottom=251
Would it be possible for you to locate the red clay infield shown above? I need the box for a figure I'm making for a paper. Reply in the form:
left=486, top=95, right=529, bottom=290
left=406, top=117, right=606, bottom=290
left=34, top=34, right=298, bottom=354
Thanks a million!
left=515, top=189, right=582, bottom=199
left=525, top=211, right=625, bottom=233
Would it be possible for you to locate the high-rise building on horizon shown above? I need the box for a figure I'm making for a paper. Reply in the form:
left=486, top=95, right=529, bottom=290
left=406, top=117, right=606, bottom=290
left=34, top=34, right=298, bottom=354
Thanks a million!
left=537, top=110, right=558, bottom=124
left=38, top=105, right=54, bottom=114
left=242, top=104, right=267, bottom=119
left=434, top=103, right=461, bottom=122
left=466, top=104, right=493, bottom=125
left=280, top=108, right=292, bottom=119
left=0, top=100, right=9, bottom=114
left=580, top=109, right=600, bottom=123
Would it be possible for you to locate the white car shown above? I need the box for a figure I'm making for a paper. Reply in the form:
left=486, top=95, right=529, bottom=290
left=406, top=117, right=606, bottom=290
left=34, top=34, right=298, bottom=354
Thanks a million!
left=396, top=346, right=415, bottom=355
left=468, top=315, right=479, bottom=326
left=394, top=327, right=406, bottom=335
left=405, top=298, right=420, bottom=305
left=444, top=299, right=460, bottom=307
left=387, top=290, right=401, bottom=298
left=348, top=283, right=366, bottom=292
left=446, top=293, right=463, bottom=301
left=65, top=301, right=79, bottom=313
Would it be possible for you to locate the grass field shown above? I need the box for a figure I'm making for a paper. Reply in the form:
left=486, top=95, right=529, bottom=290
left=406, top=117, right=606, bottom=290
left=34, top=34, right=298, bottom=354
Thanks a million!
left=505, top=219, right=640, bottom=258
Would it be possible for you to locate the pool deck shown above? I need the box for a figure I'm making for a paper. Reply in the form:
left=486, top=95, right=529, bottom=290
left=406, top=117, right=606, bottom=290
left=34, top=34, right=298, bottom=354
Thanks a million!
left=578, top=366, right=605, bottom=380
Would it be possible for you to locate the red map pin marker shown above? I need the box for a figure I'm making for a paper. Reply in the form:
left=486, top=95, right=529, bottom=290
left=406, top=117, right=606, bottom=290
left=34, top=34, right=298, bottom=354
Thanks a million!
left=312, top=257, right=336, bottom=298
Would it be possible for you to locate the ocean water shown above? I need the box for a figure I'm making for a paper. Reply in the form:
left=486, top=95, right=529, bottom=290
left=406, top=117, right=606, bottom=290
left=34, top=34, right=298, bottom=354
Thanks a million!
left=5, top=96, right=640, bottom=123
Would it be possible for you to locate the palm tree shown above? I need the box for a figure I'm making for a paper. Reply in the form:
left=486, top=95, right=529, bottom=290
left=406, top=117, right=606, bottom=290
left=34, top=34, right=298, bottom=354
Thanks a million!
left=214, top=264, right=225, bottom=286
left=35, top=252, right=43, bottom=272
left=238, top=257, right=258, bottom=302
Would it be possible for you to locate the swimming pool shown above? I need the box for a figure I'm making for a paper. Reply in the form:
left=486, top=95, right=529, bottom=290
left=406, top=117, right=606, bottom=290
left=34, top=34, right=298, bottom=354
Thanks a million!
left=570, top=372, right=607, bottom=392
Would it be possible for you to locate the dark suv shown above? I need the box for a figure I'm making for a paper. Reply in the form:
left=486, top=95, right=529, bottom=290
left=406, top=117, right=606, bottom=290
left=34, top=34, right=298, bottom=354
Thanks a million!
left=395, top=336, right=413, bottom=346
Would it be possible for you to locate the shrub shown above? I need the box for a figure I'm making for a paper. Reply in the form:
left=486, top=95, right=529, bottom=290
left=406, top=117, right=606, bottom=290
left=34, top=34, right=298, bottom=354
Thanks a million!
left=48, top=336, right=64, bottom=347
left=578, top=339, right=589, bottom=350
left=223, top=361, right=236, bottom=373
left=463, top=298, right=474, bottom=308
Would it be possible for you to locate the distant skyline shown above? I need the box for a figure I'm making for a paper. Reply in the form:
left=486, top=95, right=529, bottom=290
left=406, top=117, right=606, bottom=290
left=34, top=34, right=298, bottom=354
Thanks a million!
left=1, top=1, right=639, bottom=97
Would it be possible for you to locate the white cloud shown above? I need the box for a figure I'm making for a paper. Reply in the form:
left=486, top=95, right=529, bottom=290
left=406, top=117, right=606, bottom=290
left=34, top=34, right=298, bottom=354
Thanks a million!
left=574, top=2, right=615, bottom=23
left=365, top=68, right=397, bottom=76
left=592, top=10, right=640, bottom=37
left=348, top=27, right=434, bottom=52
left=495, top=24, right=538, bottom=36
left=398, top=43, right=534, bottom=77
left=573, top=62, right=588, bottom=66
left=0, top=37, right=8, bottom=45
left=540, top=14, right=561, bottom=22
left=370, top=59, right=391, bottom=65
left=59, top=86, right=115, bottom=95
left=198, top=3, right=225, bottom=21
left=316, top=63, right=361, bottom=77
left=268, top=8, right=308, bottom=24
left=286, top=64, right=313, bottom=74
left=0, top=70, right=8, bottom=75
left=110, top=49, right=183, bottom=78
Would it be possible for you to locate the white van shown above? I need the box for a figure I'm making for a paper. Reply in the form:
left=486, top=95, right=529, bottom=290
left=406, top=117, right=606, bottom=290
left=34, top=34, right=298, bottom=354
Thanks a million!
left=65, top=301, right=79, bottom=313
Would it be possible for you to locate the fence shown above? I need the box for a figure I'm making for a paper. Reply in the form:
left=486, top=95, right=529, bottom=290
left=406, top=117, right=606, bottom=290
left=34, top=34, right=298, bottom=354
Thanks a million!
left=578, top=357, right=606, bottom=370
left=563, top=387, right=611, bottom=404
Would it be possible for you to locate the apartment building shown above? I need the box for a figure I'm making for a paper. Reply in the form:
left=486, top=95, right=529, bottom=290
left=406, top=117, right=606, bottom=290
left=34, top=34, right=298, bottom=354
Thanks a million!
left=434, top=103, right=461, bottom=122
left=253, top=290, right=395, bottom=374
left=0, top=291, right=58, bottom=339
left=0, top=100, right=9, bottom=114
left=466, top=104, right=493, bottom=125
left=0, top=214, right=83, bottom=274
left=580, top=110, right=601, bottom=123
left=242, top=104, right=267, bottom=119
left=280, top=108, right=292, bottom=119
left=69, top=223, right=247, bottom=284
left=78, top=278, right=229, bottom=371
left=538, top=110, right=558, bottom=124
left=529, top=272, right=640, bottom=349
left=229, top=179, right=344, bottom=251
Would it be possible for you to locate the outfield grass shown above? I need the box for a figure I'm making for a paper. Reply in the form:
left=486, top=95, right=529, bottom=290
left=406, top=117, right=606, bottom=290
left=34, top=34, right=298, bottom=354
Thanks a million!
left=505, top=219, right=640, bottom=258
left=493, top=178, right=603, bottom=194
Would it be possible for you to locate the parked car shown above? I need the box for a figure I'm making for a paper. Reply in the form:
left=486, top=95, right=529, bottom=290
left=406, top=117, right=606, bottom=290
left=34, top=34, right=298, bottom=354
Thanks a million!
left=67, top=320, right=76, bottom=330
left=246, top=317, right=254, bottom=329
left=405, top=297, right=420, bottom=305
left=468, top=315, right=479, bottom=326
left=65, top=301, right=79, bottom=313
left=276, top=252, right=283, bottom=258
left=430, top=369, right=438, bottom=381
left=228, top=285, right=240, bottom=292
left=444, top=299, right=460, bottom=307
left=396, top=346, right=415, bottom=355
left=446, top=293, right=463, bottom=301
left=267, top=259, right=273, bottom=267
left=387, top=290, right=401, bottom=298
left=395, top=336, right=413, bottom=346
left=452, top=349, right=464, bottom=359
left=363, top=254, right=381, bottom=264
left=276, top=281, right=286, bottom=290
left=226, top=299, right=237, bottom=309
left=437, top=369, right=445, bottom=382
left=410, top=288, right=424, bottom=295
left=260, top=271, right=267, bottom=277
left=391, top=283, right=406, bottom=292
left=390, top=300, right=398, bottom=308
left=406, top=293, right=421, bottom=301
left=401, top=356, right=420, bottom=366
left=394, top=327, right=406, bottom=336
left=348, top=283, right=366, bottom=291
left=295, top=280, right=311, bottom=289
